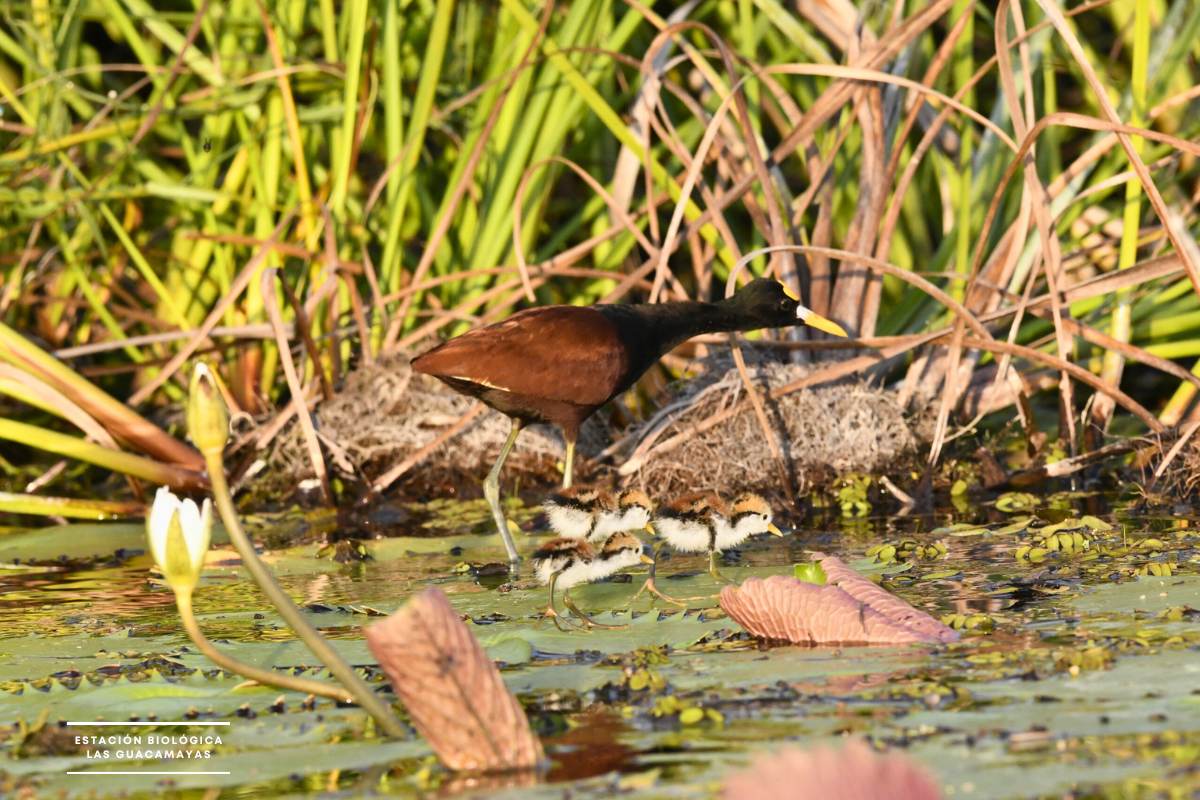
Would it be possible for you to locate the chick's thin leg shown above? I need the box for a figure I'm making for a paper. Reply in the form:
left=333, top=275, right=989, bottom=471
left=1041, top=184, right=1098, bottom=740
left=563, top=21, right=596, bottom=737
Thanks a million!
left=627, top=545, right=688, bottom=608
left=542, top=571, right=580, bottom=632
left=563, top=589, right=626, bottom=630
left=708, top=550, right=733, bottom=583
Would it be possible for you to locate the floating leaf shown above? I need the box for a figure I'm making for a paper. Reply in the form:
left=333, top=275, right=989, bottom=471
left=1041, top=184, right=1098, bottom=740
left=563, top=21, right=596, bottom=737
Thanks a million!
left=995, top=492, right=1038, bottom=513
left=719, top=555, right=958, bottom=646
left=818, top=555, right=960, bottom=644
left=992, top=516, right=1034, bottom=535
left=485, top=636, right=533, bottom=666
left=1079, top=514, right=1114, bottom=532
left=793, top=562, right=827, bottom=585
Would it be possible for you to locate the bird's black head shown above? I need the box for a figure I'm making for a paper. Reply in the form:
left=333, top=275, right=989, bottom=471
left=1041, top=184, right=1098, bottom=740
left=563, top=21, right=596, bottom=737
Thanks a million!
left=725, top=278, right=849, bottom=336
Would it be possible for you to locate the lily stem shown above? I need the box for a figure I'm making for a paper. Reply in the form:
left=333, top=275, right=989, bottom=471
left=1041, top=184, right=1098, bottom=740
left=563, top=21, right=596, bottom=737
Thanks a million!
left=203, top=451, right=406, bottom=738
left=175, top=590, right=354, bottom=703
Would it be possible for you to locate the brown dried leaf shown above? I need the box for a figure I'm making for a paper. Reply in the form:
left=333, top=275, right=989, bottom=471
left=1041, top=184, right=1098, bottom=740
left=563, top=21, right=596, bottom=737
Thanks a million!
left=719, top=560, right=958, bottom=646
left=723, top=740, right=942, bottom=800
left=815, top=554, right=959, bottom=644
left=364, top=588, right=544, bottom=772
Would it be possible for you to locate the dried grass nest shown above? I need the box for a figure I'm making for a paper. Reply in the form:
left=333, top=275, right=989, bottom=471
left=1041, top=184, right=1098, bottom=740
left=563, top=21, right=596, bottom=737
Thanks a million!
left=619, top=352, right=922, bottom=496
left=246, top=349, right=923, bottom=500
left=1152, top=435, right=1200, bottom=500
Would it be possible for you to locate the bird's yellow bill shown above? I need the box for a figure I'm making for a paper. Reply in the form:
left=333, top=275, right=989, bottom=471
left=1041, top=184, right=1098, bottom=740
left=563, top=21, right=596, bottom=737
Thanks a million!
left=639, top=553, right=656, bottom=565
left=801, top=310, right=848, bottom=338
left=767, top=523, right=785, bottom=537
left=644, top=522, right=657, bottom=535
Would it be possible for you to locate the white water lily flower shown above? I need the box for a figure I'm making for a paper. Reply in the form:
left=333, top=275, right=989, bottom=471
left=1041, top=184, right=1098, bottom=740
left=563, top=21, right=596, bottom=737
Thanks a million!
left=147, top=486, right=212, bottom=594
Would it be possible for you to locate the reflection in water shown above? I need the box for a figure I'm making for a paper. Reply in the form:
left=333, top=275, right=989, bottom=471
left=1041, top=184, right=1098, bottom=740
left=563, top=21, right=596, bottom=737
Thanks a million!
left=0, top=562, right=177, bottom=637
left=545, top=708, right=636, bottom=782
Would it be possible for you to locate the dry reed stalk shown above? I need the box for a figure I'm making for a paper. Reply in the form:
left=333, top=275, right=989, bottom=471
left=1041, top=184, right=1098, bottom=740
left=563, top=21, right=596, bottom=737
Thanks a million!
left=128, top=209, right=298, bottom=405
left=729, top=339, right=793, bottom=495
left=1033, top=0, right=1200, bottom=298
left=364, top=588, right=544, bottom=772
left=340, top=271, right=373, bottom=367
left=395, top=219, right=653, bottom=352
left=639, top=22, right=757, bottom=302
left=1153, top=419, right=1200, bottom=481
left=624, top=244, right=1184, bottom=472
left=513, top=156, right=664, bottom=290
left=828, top=32, right=888, bottom=340
left=960, top=336, right=1162, bottom=431
left=262, top=268, right=330, bottom=503
left=795, top=0, right=860, bottom=52
left=278, top=271, right=333, bottom=403
left=640, top=88, right=745, bottom=285
left=610, top=1, right=699, bottom=240
left=677, top=0, right=957, bottom=244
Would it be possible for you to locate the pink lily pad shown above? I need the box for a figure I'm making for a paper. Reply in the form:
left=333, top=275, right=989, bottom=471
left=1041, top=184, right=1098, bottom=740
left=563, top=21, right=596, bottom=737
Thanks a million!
left=723, top=739, right=942, bottom=800
left=719, top=556, right=958, bottom=645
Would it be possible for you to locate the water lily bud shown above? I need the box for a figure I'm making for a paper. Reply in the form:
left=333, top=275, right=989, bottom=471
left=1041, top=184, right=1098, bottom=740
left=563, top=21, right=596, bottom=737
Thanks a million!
left=147, top=486, right=212, bottom=594
left=188, top=363, right=229, bottom=455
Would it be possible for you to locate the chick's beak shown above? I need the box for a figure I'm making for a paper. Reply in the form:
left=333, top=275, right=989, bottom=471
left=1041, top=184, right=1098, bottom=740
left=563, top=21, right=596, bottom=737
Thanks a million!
left=639, top=553, right=655, bottom=565
left=767, top=523, right=785, bottom=537
left=644, top=522, right=656, bottom=535
left=797, top=305, right=848, bottom=337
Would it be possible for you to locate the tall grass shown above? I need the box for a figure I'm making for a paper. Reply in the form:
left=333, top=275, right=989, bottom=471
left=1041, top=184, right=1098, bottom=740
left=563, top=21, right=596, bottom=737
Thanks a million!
left=0, top=0, right=1198, bottom=506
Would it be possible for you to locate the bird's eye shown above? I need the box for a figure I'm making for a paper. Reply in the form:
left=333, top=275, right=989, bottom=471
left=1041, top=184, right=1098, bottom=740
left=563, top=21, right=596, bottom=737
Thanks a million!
left=779, top=299, right=790, bottom=310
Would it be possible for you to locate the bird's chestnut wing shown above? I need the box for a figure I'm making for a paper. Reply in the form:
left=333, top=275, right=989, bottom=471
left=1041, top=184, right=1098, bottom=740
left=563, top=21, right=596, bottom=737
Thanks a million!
left=411, top=306, right=628, bottom=407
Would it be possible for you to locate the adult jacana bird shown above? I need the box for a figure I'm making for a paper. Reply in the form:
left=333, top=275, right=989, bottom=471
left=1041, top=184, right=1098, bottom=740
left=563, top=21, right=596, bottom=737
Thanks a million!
left=411, top=278, right=846, bottom=566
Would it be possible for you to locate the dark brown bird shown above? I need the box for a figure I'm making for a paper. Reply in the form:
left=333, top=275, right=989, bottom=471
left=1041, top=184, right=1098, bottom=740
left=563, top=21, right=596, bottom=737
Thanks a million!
left=411, top=278, right=846, bottom=565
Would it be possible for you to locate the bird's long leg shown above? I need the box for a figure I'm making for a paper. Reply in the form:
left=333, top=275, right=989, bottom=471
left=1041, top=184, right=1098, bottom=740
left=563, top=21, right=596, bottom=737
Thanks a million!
left=484, top=418, right=523, bottom=569
left=627, top=545, right=688, bottom=608
left=563, top=589, right=626, bottom=630
left=542, top=571, right=577, bottom=632
left=562, top=437, right=576, bottom=489
left=708, top=550, right=733, bottom=583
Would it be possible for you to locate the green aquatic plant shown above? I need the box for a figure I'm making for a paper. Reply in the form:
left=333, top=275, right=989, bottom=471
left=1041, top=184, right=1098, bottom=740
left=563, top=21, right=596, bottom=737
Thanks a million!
left=941, top=613, right=995, bottom=633
left=792, top=562, right=827, bottom=585
left=867, top=539, right=947, bottom=564
left=186, top=364, right=406, bottom=737
left=835, top=475, right=873, bottom=518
